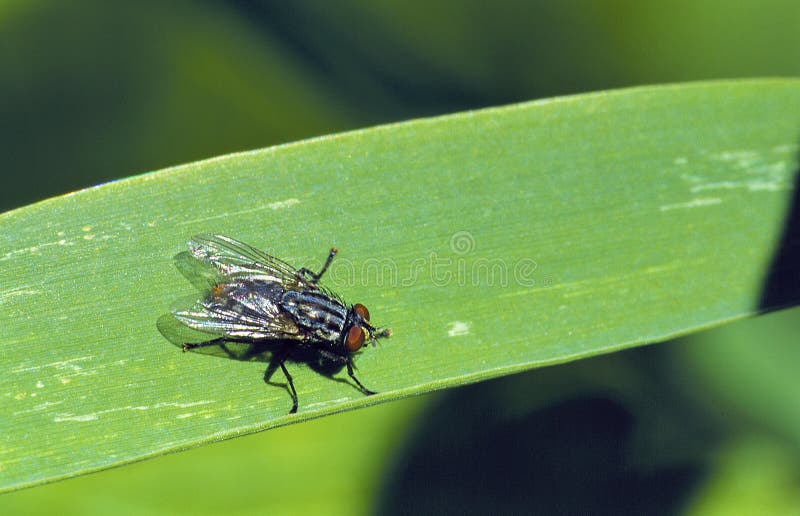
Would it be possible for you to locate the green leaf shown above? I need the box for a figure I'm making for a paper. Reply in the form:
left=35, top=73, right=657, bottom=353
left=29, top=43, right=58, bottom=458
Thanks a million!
left=1, top=79, right=799, bottom=492
left=679, top=307, right=800, bottom=446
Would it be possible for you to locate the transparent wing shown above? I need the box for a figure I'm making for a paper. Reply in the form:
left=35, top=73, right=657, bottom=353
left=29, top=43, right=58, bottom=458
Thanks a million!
left=174, top=250, right=224, bottom=292
left=188, top=234, right=313, bottom=288
left=172, top=278, right=304, bottom=340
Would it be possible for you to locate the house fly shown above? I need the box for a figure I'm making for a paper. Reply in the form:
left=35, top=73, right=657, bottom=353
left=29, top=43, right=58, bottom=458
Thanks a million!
left=171, top=234, right=391, bottom=414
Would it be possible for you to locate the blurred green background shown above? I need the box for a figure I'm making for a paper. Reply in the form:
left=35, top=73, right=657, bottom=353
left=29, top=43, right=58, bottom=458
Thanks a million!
left=2, top=1, right=800, bottom=514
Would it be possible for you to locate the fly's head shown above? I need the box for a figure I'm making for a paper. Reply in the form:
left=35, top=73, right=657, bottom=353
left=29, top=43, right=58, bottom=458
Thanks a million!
left=343, top=303, right=392, bottom=354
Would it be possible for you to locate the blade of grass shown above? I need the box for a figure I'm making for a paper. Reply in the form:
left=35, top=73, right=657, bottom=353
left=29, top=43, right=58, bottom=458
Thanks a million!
left=1, top=79, right=799, bottom=492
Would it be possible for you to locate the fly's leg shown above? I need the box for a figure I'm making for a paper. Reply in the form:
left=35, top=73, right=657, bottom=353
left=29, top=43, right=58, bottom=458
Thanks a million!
left=347, top=360, right=376, bottom=396
left=280, top=362, right=298, bottom=414
left=183, top=337, right=251, bottom=359
left=314, top=349, right=376, bottom=396
left=182, top=337, right=228, bottom=352
left=298, top=247, right=337, bottom=284
left=264, top=345, right=298, bottom=414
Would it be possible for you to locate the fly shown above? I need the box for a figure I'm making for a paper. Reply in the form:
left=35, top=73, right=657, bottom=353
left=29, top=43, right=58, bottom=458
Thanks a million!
left=171, top=234, right=391, bottom=414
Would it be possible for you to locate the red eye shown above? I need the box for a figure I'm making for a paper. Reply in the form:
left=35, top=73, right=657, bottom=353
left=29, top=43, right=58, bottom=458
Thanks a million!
left=345, top=326, right=366, bottom=352
left=354, top=303, right=370, bottom=321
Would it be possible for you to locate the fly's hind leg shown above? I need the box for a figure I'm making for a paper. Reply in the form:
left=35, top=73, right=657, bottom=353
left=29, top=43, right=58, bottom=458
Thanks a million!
left=264, top=345, right=298, bottom=414
left=182, top=337, right=247, bottom=360
left=182, top=337, right=227, bottom=352
left=279, top=362, right=298, bottom=414
left=298, top=247, right=337, bottom=284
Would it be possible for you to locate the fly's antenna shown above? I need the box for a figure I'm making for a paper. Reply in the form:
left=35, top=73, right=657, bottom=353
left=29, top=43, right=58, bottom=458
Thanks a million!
left=369, top=327, right=392, bottom=346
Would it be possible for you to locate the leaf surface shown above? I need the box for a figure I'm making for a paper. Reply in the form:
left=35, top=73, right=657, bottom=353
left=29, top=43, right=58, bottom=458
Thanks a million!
left=2, top=79, right=799, bottom=491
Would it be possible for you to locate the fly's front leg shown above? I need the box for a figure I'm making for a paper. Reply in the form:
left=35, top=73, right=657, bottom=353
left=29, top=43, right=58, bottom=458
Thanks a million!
left=313, top=349, right=374, bottom=395
left=347, top=359, right=376, bottom=396
left=298, top=247, right=337, bottom=284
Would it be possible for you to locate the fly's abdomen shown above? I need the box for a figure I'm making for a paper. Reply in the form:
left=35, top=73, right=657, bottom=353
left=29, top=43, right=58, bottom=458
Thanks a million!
left=280, top=290, right=348, bottom=343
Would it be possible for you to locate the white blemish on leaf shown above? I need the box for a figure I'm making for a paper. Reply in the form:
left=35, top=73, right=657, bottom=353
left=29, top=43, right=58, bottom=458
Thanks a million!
left=672, top=146, right=795, bottom=213
left=447, top=321, right=471, bottom=337
left=684, top=148, right=794, bottom=194
left=267, top=198, right=300, bottom=210
left=14, top=400, right=64, bottom=415
left=710, top=150, right=762, bottom=168
left=12, top=356, right=95, bottom=374
left=0, top=287, right=41, bottom=306
left=659, top=198, right=722, bottom=212
left=53, top=400, right=215, bottom=423
left=177, top=198, right=301, bottom=226
left=304, top=397, right=351, bottom=409
left=546, top=261, right=682, bottom=300
left=0, top=239, right=73, bottom=262
left=772, top=143, right=798, bottom=154
left=54, top=413, right=99, bottom=422
left=175, top=409, right=215, bottom=419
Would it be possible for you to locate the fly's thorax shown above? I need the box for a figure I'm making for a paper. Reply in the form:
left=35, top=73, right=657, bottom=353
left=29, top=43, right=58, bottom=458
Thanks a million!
left=280, top=290, right=348, bottom=344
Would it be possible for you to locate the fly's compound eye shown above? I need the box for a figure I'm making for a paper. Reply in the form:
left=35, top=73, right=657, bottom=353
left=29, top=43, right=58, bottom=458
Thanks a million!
left=346, top=325, right=366, bottom=352
left=354, top=303, right=370, bottom=321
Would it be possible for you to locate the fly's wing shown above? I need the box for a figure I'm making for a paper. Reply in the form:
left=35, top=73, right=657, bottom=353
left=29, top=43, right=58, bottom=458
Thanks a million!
left=172, top=278, right=304, bottom=341
left=174, top=250, right=222, bottom=292
left=188, top=234, right=316, bottom=290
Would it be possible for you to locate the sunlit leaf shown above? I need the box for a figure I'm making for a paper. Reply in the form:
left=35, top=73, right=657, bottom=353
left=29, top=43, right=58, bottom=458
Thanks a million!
left=2, top=79, right=799, bottom=492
